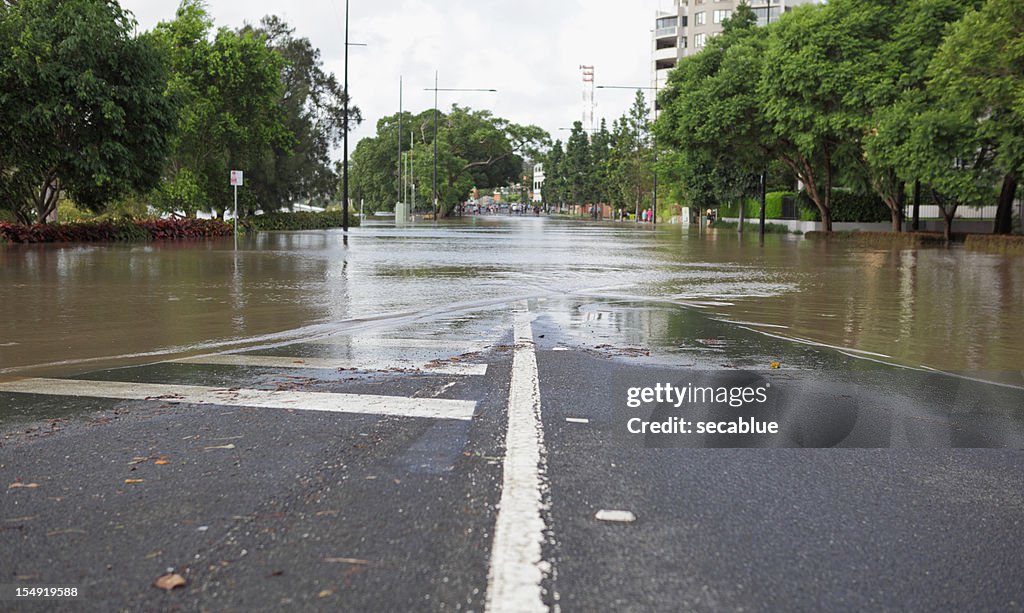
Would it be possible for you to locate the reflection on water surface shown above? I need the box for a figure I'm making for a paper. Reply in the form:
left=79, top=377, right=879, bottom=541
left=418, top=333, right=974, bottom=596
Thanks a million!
left=1, top=217, right=1021, bottom=379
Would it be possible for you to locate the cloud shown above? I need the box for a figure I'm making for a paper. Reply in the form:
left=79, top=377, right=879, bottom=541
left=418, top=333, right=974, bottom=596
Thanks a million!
left=121, top=0, right=666, bottom=154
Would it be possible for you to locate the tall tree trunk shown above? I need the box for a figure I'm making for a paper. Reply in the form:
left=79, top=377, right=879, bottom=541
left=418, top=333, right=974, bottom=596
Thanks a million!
left=942, top=205, right=957, bottom=242
left=35, top=180, right=60, bottom=224
left=890, top=184, right=905, bottom=233
left=994, top=174, right=1017, bottom=235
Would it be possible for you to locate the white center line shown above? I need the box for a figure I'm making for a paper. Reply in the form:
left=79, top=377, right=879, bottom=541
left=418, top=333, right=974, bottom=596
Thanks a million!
left=485, top=304, right=548, bottom=613
left=169, top=355, right=487, bottom=376
left=0, top=379, right=477, bottom=421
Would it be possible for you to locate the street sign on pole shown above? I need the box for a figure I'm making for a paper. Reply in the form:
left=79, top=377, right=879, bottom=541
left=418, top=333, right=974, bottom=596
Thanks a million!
left=230, top=170, right=243, bottom=249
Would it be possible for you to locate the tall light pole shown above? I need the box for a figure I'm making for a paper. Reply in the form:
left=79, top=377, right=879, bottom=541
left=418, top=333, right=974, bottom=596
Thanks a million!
left=597, top=84, right=660, bottom=227
left=424, top=78, right=496, bottom=221
left=341, top=0, right=366, bottom=233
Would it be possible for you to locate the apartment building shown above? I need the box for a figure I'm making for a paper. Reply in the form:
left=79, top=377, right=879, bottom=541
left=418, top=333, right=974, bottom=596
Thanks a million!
left=652, top=0, right=821, bottom=93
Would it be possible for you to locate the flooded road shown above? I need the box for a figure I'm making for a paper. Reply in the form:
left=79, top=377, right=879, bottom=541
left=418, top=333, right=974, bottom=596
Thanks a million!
left=1, top=216, right=1021, bottom=380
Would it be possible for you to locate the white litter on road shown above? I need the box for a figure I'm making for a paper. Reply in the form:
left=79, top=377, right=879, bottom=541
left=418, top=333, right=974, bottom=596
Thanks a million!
left=595, top=510, right=637, bottom=523
left=565, top=418, right=590, bottom=424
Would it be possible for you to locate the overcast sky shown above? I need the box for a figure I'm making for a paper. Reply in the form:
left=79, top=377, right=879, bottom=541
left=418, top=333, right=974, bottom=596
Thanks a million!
left=120, top=0, right=670, bottom=156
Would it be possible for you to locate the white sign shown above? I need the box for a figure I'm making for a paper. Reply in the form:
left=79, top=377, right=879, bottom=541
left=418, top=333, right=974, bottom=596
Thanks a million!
left=230, top=170, right=244, bottom=186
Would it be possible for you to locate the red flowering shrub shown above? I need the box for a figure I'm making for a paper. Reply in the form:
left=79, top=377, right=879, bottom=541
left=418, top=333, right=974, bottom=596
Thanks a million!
left=0, top=218, right=234, bottom=244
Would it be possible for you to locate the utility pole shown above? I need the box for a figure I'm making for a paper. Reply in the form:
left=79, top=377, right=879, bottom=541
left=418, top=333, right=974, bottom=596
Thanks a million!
left=397, top=76, right=402, bottom=213
left=342, top=0, right=349, bottom=232
left=341, top=1, right=366, bottom=233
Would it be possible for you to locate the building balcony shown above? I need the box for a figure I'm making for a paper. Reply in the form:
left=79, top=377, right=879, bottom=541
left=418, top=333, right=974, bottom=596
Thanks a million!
left=655, top=26, right=678, bottom=39
left=654, top=46, right=678, bottom=62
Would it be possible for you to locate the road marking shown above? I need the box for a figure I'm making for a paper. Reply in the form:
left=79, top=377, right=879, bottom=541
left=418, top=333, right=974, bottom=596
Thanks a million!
left=0, top=378, right=476, bottom=421
left=565, top=417, right=589, bottom=424
left=486, top=304, right=548, bottom=613
left=595, top=510, right=636, bottom=523
left=169, top=355, right=487, bottom=376
left=306, top=337, right=489, bottom=350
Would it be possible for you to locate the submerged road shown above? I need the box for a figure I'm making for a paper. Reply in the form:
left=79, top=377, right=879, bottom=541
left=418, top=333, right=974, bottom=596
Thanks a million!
left=2, top=292, right=1023, bottom=611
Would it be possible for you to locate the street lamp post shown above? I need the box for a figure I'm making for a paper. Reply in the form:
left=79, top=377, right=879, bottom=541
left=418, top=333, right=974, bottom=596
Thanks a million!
left=423, top=78, right=496, bottom=222
left=596, top=84, right=660, bottom=227
left=341, top=0, right=366, bottom=233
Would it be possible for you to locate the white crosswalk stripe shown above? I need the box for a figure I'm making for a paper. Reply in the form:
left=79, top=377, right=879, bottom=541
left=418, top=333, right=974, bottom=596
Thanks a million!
left=0, top=378, right=477, bottom=420
left=306, top=337, right=490, bottom=350
left=169, top=354, right=488, bottom=376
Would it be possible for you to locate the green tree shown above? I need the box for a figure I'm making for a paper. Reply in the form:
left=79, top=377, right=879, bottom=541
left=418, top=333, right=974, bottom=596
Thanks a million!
left=563, top=122, right=592, bottom=210
left=247, top=16, right=360, bottom=211
left=542, top=141, right=567, bottom=211
left=655, top=4, right=771, bottom=219
left=589, top=119, right=613, bottom=209
left=351, top=111, right=415, bottom=214
left=608, top=92, right=654, bottom=219
left=0, top=0, right=176, bottom=223
left=759, top=0, right=899, bottom=232
left=152, top=0, right=291, bottom=218
left=854, top=0, right=979, bottom=231
left=926, top=0, right=1024, bottom=234
left=351, top=105, right=547, bottom=216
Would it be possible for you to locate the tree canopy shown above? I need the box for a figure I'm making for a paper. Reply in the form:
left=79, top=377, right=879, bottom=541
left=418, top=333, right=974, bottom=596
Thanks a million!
left=0, top=0, right=176, bottom=223
left=351, top=105, right=548, bottom=216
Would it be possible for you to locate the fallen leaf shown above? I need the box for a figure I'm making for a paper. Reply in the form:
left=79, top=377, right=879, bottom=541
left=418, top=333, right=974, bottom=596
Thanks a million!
left=124, top=479, right=145, bottom=484
left=128, top=457, right=148, bottom=465
left=204, top=444, right=235, bottom=451
left=318, top=590, right=333, bottom=598
left=153, top=573, right=186, bottom=591
left=770, top=362, right=782, bottom=369
left=8, top=483, right=39, bottom=489
left=154, top=458, right=171, bottom=465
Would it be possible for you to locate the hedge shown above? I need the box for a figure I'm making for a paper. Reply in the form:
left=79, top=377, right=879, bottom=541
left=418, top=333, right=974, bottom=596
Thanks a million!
left=244, top=210, right=360, bottom=232
left=797, top=190, right=891, bottom=223
left=0, top=218, right=233, bottom=244
left=718, top=191, right=793, bottom=220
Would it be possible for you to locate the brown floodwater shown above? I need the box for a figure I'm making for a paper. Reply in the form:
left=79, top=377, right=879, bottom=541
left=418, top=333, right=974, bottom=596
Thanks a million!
left=1, top=217, right=1021, bottom=381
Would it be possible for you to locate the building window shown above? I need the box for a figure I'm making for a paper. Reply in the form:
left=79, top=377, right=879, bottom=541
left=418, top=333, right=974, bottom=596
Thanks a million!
left=695, top=11, right=706, bottom=25
left=680, top=16, right=688, bottom=27
left=713, top=9, right=732, bottom=23
left=694, top=32, right=706, bottom=48
left=679, top=36, right=687, bottom=48
left=656, top=16, right=677, bottom=30
left=753, top=6, right=782, bottom=26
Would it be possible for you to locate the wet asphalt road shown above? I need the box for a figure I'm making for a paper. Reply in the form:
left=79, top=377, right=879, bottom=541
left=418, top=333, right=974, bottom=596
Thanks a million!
left=2, top=299, right=1023, bottom=612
